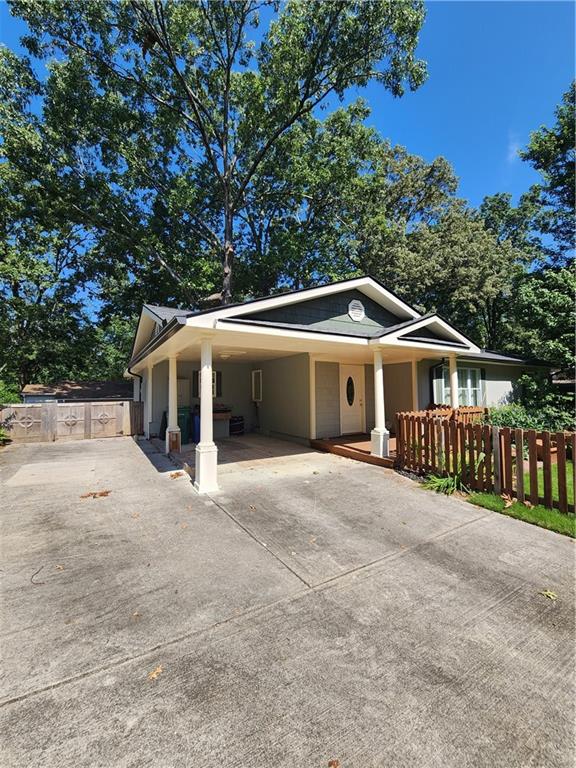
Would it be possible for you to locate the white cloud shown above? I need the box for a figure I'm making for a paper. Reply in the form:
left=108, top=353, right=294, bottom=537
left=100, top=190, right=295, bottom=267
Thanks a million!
left=507, top=132, right=521, bottom=164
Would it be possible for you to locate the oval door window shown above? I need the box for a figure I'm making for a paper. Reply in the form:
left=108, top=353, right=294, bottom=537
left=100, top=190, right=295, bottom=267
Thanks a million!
left=346, top=376, right=355, bottom=406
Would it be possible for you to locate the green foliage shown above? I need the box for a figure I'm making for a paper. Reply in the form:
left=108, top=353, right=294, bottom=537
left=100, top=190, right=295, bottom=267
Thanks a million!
left=424, top=453, right=485, bottom=496
left=468, top=493, right=575, bottom=538
left=0, top=379, right=21, bottom=406
left=488, top=380, right=574, bottom=433
left=512, top=267, right=575, bottom=374
left=513, top=373, right=574, bottom=431
left=486, top=404, right=543, bottom=430
left=4, top=0, right=427, bottom=302
left=520, top=82, right=575, bottom=261
left=423, top=472, right=467, bottom=496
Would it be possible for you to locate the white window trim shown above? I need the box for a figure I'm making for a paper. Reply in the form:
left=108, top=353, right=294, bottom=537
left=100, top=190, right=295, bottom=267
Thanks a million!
left=434, top=365, right=484, bottom=406
left=251, top=369, right=262, bottom=402
left=198, top=371, right=217, bottom=398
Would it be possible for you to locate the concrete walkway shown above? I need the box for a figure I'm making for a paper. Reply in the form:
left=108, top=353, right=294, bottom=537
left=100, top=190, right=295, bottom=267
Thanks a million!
left=0, top=437, right=574, bottom=768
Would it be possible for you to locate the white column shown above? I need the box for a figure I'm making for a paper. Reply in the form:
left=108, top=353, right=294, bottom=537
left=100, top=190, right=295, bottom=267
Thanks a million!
left=371, top=348, right=389, bottom=457
left=449, top=354, right=459, bottom=409
left=309, top=355, right=316, bottom=440
left=146, top=362, right=154, bottom=438
left=411, top=359, right=419, bottom=411
left=165, top=355, right=181, bottom=453
left=194, top=338, right=218, bottom=493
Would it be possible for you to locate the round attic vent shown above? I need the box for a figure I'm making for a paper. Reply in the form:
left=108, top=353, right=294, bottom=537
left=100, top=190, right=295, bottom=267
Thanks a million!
left=348, top=299, right=365, bottom=322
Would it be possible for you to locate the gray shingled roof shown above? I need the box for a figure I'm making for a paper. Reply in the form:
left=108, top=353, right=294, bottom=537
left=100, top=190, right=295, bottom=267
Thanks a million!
left=144, top=304, right=192, bottom=323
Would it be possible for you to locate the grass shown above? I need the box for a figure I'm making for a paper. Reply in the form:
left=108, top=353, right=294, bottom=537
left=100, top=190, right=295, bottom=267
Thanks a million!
left=523, top=460, right=574, bottom=506
left=468, top=492, right=576, bottom=538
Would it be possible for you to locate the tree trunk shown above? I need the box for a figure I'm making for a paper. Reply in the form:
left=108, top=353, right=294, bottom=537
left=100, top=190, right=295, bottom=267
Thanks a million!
left=222, top=204, right=234, bottom=305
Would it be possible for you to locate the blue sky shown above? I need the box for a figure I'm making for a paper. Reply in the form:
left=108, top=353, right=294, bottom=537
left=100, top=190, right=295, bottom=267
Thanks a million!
left=1, top=0, right=574, bottom=208
left=354, top=0, right=575, bottom=207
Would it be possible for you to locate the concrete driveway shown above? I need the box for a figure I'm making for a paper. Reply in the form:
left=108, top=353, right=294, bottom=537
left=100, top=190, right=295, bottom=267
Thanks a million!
left=1, top=436, right=574, bottom=768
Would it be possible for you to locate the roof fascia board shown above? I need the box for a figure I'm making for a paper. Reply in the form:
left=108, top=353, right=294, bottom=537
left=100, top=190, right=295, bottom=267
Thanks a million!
left=457, top=356, right=547, bottom=368
left=378, top=338, right=477, bottom=354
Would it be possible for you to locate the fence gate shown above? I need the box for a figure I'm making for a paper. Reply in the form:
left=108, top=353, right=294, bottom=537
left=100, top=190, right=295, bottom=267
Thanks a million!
left=1, top=401, right=143, bottom=443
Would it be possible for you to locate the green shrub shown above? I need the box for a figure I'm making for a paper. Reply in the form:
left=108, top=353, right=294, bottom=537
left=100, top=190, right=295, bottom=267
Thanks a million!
left=489, top=372, right=575, bottom=432
left=0, top=379, right=20, bottom=407
left=487, top=403, right=542, bottom=430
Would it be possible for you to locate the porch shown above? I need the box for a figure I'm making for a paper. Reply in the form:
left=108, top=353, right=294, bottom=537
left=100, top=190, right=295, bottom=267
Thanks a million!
left=310, top=433, right=397, bottom=468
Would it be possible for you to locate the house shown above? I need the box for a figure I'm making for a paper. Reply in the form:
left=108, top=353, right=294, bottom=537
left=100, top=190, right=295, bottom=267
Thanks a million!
left=127, top=276, right=546, bottom=493
left=21, top=380, right=134, bottom=404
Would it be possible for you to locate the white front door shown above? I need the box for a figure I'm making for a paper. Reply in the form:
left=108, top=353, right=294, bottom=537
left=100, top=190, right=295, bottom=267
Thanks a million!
left=339, top=364, right=365, bottom=434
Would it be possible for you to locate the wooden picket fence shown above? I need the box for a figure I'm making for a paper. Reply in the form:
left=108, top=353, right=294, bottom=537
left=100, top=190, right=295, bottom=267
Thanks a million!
left=404, top=406, right=488, bottom=425
left=396, top=412, right=575, bottom=514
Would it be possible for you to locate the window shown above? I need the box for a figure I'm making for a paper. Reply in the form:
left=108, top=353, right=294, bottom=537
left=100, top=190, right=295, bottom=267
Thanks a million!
left=433, top=365, right=484, bottom=406
left=193, top=370, right=222, bottom=398
left=251, top=369, right=262, bottom=402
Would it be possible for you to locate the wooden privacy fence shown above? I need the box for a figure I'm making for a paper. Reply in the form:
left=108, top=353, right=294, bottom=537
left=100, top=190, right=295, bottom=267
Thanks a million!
left=396, top=412, right=575, bottom=514
left=0, top=400, right=144, bottom=443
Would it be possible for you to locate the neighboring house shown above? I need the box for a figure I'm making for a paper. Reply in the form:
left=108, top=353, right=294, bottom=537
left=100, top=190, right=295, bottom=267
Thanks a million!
left=21, top=380, right=134, bottom=404
left=127, top=276, right=547, bottom=493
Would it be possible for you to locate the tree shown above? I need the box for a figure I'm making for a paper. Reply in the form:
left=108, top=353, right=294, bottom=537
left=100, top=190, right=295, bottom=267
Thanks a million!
left=7, top=0, right=427, bottom=303
left=512, top=267, right=575, bottom=374
left=520, top=82, right=575, bottom=262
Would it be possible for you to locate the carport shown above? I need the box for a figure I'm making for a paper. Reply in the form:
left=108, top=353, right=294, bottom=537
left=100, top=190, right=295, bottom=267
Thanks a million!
left=126, top=278, right=482, bottom=493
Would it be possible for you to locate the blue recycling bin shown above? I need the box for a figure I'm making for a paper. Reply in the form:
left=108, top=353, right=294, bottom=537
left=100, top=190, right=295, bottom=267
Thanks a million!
left=192, top=413, right=200, bottom=444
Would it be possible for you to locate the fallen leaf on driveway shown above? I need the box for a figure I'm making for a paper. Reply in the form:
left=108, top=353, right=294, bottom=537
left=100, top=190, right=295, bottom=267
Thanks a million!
left=55, top=564, right=65, bottom=571
left=170, top=471, right=184, bottom=479
left=328, top=760, right=340, bottom=768
left=540, top=590, right=558, bottom=601
left=148, top=665, right=163, bottom=681
left=180, top=522, right=188, bottom=529
left=131, top=512, right=140, bottom=519
left=501, top=494, right=513, bottom=509
left=80, top=490, right=111, bottom=499
left=132, top=611, right=140, bottom=620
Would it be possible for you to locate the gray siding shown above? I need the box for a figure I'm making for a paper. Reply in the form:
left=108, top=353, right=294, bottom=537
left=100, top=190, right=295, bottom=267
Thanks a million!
left=384, top=362, right=413, bottom=432
left=243, top=289, right=402, bottom=338
left=315, top=362, right=340, bottom=438
left=417, top=359, right=534, bottom=408
left=258, top=354, right=310, bottom=442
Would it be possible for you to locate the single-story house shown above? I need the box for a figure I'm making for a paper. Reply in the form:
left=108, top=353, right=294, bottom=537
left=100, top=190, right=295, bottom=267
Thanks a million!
left=127, top=276, right=546, bottom=493
left=21, top=380, right=134, bottom=404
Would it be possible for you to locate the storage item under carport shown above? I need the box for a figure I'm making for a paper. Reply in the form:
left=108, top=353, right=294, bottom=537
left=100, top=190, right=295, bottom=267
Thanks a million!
left=230, top=416, right=244, bottom=436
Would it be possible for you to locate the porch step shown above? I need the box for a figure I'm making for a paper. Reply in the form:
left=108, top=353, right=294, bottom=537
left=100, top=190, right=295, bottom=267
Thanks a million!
left=310, top=437, right=396, bottom=469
